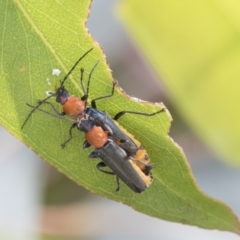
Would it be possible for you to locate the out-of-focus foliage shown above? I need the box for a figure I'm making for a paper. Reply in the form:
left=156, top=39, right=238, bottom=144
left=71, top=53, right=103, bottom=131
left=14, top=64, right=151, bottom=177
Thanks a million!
left=118, top=0, right=240, bottom=167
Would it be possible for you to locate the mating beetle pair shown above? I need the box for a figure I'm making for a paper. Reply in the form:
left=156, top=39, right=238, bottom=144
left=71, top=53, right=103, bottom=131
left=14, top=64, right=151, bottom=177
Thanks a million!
left=22, top=48, right=165, bottom=193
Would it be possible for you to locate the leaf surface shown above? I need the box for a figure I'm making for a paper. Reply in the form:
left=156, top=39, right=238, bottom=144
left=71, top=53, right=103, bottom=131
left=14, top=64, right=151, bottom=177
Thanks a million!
left=0, top=0, right=239, bottom=234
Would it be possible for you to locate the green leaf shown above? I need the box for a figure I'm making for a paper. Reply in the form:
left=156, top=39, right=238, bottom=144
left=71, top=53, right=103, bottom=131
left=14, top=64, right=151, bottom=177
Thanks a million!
left=0, top=0, right=239, bottom=235
left=118, top=0, right=240, bottom=167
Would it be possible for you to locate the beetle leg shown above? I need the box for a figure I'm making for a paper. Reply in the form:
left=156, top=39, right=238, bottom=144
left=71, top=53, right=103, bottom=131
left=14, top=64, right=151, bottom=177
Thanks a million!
left=61, top=123, right=77, bottom=148
left=96, top=162, right=120, bottom=192
left=91, top=81, right=116, bottom=109
left=115, top=176, right=120, bottom=192
left=96, top=162, right=115, bottom=175
left=88, top=150, right=98, bottom=158
left=114, top=107, right=165, bottom=121
left=83, top=140, right=91, bottom=149
left=37, top=100, right=66, bottom=116
left=131, top=159, right=153, bottom=175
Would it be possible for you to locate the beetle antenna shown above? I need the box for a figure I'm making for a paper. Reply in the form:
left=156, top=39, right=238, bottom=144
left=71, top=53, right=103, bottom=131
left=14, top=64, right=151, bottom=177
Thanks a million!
left=86, top=59, right=100, bottom=96
left=21, top=94, right=55, bottom=129
left=25, top=103, right=75, bottom=123
left=60, top=48, right=93, bottom=87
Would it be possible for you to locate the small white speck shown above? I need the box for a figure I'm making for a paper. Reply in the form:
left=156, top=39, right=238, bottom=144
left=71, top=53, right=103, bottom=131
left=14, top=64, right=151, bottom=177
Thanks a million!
left=131, top=97, right=141, bottom=102
left=52, top=69, right=61, bottom=76
left=46, top=78, right=51, bottom=85
left=46, top=91, right=53, bottom=97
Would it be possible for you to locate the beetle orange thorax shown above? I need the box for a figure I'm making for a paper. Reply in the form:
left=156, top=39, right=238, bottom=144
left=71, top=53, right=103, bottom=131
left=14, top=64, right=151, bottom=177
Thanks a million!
left=85, top=126, right=108, bottom=149
left=62, top=96, right=85, bottom=118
